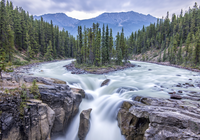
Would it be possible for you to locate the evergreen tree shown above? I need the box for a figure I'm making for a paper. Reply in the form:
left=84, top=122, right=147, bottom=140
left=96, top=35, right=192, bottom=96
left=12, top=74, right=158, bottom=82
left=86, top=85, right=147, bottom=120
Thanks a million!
left=44, top=40, right=53, bottom=61
left=117, top=49, right=123, bottom=65
left=0, top=48, right=6, bottom=79
left=163, top=48, right=166, bottom=62
left=120, top=28, right=125, bottom=57
left=194, top=34, right=200, bottom=64
left=177, top=39, right=183, bottom=64
left=14, top=7, right=22, bottom=50
left=83, top=26, right=88, bottom=63
left=109, top=28, right=113, bottom=60
left=105, top=25, right=109, bottom=63
left=6, top=25, right=14, bottom=62
left=102, top=24, right=106, bottom=65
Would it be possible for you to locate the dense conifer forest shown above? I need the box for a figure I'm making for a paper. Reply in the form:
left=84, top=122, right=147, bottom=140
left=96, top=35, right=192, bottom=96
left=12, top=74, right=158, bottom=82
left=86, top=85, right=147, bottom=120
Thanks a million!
left=128, top=2, right=200, bottom=68
left=75, top=24, right=128, bottom=66
left=0, top=0, right=77, bottom=64
left=1, top=0, right=200, bottom=71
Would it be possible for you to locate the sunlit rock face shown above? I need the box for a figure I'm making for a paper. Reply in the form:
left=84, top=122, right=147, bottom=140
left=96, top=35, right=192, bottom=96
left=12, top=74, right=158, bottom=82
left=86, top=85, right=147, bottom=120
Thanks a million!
left=118, top=97, right=200, bottom=140
left=78, top=108, right=92, bottom=140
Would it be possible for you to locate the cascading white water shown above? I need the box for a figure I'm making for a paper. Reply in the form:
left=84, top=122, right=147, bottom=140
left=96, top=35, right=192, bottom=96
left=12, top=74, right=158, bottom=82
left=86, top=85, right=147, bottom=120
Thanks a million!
left=30, top=60, right=200, bottom=140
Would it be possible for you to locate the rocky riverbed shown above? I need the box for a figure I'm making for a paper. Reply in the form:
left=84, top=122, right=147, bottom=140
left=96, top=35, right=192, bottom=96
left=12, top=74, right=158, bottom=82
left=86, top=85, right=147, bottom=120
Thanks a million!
left=1, top=60, right=200, bottom=140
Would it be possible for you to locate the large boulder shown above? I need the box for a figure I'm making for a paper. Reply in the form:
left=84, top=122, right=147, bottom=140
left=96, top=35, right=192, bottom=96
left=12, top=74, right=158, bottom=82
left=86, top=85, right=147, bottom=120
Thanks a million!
left=118, top=96, right=200, bottom=140
left=0, top=95, right=55, bottom=140
left=78, top=108, right=92, bottom=140
left=71, top=87, right=85, bottom=98
left=100, top=79, right=110, bottom=87
left=170, top=94, right=182, bottom=100
left=39, top=84, right=82, bottom=133
left=24, top=99, right=55, bottom=140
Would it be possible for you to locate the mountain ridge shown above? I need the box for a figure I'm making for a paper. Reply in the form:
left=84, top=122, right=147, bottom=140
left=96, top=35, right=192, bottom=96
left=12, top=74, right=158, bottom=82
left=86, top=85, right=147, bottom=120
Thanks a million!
left=34, top=11, right=157, bottom=37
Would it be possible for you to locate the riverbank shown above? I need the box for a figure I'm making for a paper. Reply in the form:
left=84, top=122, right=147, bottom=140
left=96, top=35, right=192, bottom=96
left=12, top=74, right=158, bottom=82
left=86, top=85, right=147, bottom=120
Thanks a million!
left=63, top=61, right=136, bottom=74
left=13, top=58, right=73, bottom=73
left=132, top=60, right=200, bottom=73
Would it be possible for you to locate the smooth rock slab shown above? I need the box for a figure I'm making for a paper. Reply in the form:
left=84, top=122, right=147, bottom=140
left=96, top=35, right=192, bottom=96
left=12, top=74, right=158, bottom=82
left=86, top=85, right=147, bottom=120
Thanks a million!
left=78, top=108, right=92, bottom=140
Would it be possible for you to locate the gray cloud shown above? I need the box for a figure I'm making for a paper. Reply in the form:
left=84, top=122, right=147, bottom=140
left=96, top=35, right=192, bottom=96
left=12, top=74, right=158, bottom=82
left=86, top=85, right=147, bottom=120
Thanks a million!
left=10, top=0, right=198, bottom=18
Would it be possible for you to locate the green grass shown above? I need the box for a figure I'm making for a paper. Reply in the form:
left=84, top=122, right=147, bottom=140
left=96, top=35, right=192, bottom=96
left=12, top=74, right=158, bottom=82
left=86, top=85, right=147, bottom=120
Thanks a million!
left=74, top=60, right=129, bottom=72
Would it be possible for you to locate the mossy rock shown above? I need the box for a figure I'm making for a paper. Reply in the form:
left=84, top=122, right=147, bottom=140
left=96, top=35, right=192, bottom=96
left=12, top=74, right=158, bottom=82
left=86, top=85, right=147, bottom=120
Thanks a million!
left=51, top=78, right=66, bottom=84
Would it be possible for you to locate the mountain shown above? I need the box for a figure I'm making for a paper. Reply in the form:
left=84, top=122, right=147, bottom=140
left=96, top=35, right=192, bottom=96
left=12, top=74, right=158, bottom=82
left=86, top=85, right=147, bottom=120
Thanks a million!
left=34, top=13, right=79, bottom=28
left=34, top=11, right=157, bottom=37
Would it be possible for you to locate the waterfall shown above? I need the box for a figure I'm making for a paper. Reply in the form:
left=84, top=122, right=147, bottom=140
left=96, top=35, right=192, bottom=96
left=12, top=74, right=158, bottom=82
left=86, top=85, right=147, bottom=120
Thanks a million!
left=31, top=60, right=199, bottom=140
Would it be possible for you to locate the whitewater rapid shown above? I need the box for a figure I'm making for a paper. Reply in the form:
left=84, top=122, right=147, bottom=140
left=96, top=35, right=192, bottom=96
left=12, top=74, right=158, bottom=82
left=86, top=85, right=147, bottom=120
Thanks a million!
left=30, top=60, right=200, bottom=140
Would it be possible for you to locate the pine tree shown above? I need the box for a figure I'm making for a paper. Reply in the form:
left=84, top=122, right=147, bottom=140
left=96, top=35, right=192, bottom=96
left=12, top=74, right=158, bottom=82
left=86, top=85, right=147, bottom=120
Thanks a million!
left=194, top=34, right=200, bottom=64
left=0, top=0, right=7, bottom=51
left=83, top=26, right=88, bottom=63
left=163, top=48, right=166, bottom=62
left=14, top=7, right=22, bottom=50
left=120, top=28, right=125, bottom=57
left=177, top=39, right=183, bottom=64
left=40, top=17, right=46, bottom=55
left=6, top=25, right=14, bottom=62
left=117, top=49, right=123, bottom=65
left=44, top=40, right=53, bottom=61
left=109, top=28, right=113, bottom=61
left=102, top=24, right=106, bottom=65
left=0, top=48, right=6, bottom=79
left=78, top=26, right=83, bottom=63
left=105, top=25, right=109, bottom=63
left=94, top=28, right=101, bottom=66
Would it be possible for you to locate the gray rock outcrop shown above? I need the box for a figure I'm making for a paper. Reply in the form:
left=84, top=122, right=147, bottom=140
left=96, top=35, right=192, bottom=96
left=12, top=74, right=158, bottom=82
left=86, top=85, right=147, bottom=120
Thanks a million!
left=78, top=108, right=92, bottom=140
left=39, top=84, right=82, bottom=133
left=100, top=79, right=110, bottom=87
left=0, top=73, right=83, bottom=140
left=118, top=96, right=200, bottom=140
left=71, top=87, right=85, bottom=98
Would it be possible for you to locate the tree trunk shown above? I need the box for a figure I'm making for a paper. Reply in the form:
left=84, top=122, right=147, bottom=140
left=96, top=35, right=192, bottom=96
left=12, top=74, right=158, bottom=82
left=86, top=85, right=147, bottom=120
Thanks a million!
left=0, top=69, right=2, bottom=79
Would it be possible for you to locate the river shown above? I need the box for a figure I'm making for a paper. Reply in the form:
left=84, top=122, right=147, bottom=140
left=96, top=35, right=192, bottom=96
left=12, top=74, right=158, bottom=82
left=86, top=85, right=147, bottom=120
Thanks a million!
left=30, top=60, right=200, bottom=140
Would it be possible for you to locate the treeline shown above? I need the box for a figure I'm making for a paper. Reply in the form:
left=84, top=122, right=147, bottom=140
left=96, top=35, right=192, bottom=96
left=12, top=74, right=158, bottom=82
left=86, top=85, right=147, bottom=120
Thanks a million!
left=76, top=23, right=129, bottom=66
left=0, top=0, right=77, bottom=62
left=128, top=2, right=200, bottom=67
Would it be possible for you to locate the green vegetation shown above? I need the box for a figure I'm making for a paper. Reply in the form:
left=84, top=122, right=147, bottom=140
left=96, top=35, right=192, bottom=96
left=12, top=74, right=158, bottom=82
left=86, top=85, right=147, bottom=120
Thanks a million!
left=30, top=80, right=40, bottom=99
left=128, top=2, right=200, bottom=69
left=0, top=0, right=77, bottom=69
left=74, top=60, right=122, bottom=72
left=76, top=23, right=128, bottom=67
left=0, top=49, right=6, bottom=79
left=0, top=0, right=200, bottom=72
left=19, top=84, right=28, bottom=117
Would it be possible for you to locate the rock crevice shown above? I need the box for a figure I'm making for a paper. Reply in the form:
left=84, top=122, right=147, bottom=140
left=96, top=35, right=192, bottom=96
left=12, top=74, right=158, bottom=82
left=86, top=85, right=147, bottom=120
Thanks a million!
left=118, top=96, right=200, bottom=140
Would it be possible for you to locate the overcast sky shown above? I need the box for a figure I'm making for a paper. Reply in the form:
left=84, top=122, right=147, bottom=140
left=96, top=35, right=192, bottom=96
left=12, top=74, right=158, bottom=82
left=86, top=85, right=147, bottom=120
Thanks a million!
left=10, top=0, right=199, bottom=20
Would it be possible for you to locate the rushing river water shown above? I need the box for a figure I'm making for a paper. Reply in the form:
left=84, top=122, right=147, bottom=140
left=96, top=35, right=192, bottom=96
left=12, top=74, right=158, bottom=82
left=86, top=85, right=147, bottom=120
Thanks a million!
left=31, top=60, right=200, bottom=140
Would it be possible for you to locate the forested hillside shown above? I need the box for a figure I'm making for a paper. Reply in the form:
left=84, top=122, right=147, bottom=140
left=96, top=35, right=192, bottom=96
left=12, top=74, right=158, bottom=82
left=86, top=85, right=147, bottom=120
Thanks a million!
left=0, top=0, right=77, bottom=65
left=128, top=2, right=200, bottom=68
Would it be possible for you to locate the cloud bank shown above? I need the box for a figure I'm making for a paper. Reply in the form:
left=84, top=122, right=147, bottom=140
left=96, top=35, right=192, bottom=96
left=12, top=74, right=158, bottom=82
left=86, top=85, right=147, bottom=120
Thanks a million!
left=10, top=0, right=198, bottom=19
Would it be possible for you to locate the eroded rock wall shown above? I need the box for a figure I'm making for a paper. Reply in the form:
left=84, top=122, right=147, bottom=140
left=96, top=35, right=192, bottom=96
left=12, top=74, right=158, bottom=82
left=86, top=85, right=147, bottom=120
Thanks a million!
left=0, top=74, right=83, bottom=140
left=118, top=96, right=200, bottom=140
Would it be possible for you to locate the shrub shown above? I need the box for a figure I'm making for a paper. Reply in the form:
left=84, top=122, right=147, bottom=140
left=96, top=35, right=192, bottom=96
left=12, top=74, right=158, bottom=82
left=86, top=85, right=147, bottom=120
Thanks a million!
left=30, top=80, right=40, bottom=99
